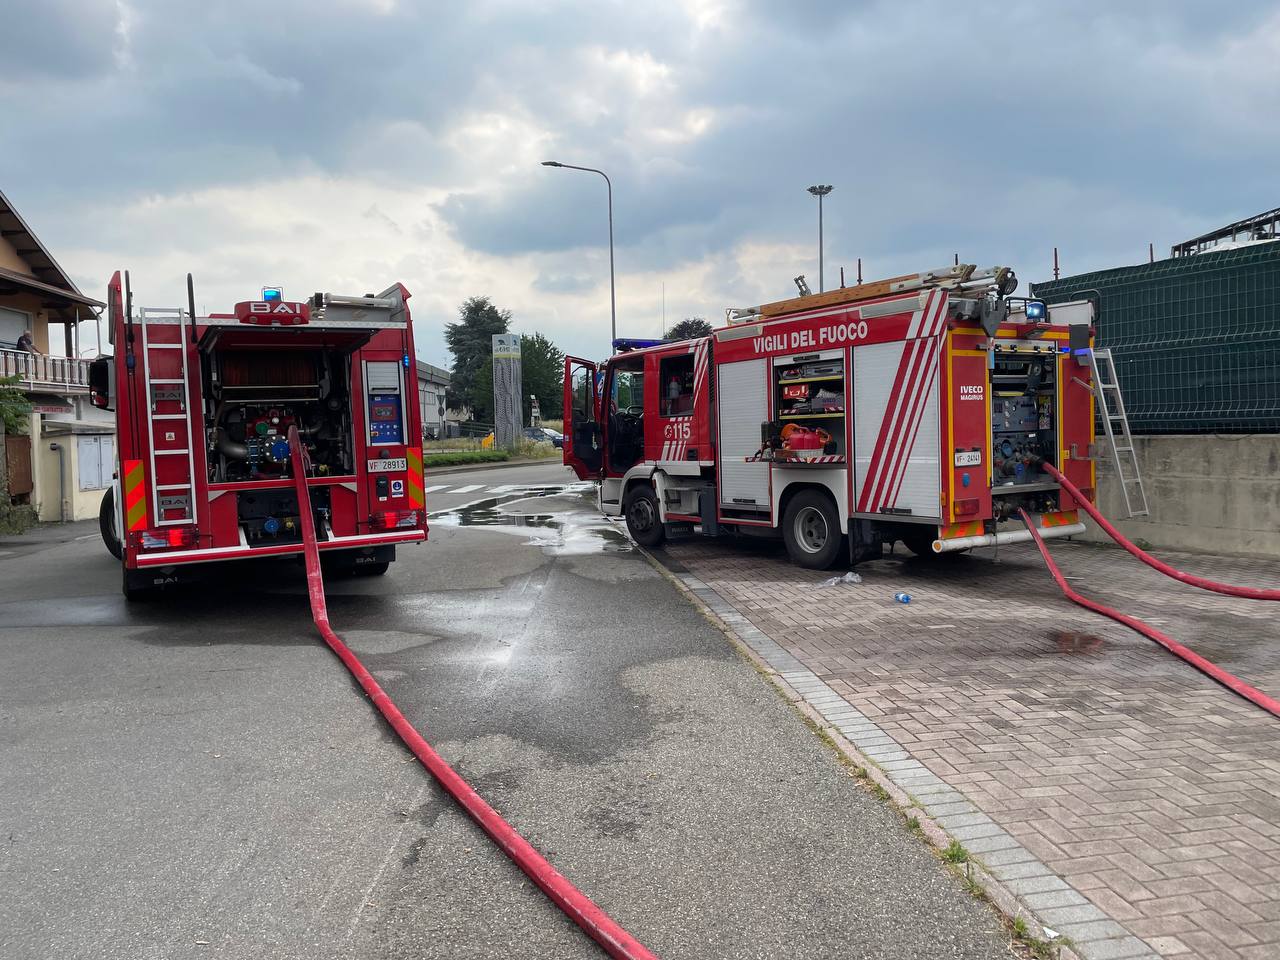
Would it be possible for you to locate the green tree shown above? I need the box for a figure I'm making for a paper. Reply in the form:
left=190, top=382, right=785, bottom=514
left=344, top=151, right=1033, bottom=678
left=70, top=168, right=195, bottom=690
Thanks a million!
left=0, top=375, right=31, bottom=435
left=472, top=360, right=495, bottom=424
left=0, top=376, right=33, bottom=535
left=444, top=296, right=510, bottom=418
left=664, top=316, right=713, bottom=341
left=520, top=331, right=564, bottom=424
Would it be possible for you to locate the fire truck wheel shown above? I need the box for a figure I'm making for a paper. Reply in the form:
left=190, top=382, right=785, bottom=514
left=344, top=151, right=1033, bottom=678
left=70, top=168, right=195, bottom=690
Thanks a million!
left=121, top=565, right=153, bottom=601
left=623, top=484, right=665, bottom=548
left=782, top=490, right=842, bottom=569
left=100, top=487, right=123, bottom=561
left=900, top=530, right=950, bottom=559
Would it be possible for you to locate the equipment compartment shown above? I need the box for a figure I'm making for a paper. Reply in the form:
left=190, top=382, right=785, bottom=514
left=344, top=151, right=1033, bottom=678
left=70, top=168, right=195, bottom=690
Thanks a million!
left=768, top=354, right=846, bottom=460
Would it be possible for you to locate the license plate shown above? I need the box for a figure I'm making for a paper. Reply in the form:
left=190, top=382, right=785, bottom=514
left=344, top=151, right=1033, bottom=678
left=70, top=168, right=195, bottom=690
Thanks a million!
left=367, top=458, right=407, bottom=472
left=954, top=450, right=982, bottom=467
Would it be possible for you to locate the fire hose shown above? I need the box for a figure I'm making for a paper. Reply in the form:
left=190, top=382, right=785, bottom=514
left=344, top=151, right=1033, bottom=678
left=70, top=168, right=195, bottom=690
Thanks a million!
left=286, top=428, right=658, bottom=959
left=1041, top=461, right=1280, bottom=601
left=1018, top=509, right=1280, bottom=719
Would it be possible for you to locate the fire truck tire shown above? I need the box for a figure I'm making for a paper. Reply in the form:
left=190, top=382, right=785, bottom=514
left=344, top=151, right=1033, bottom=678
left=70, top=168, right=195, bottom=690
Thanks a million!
left=121, top=565, right=153, bottom=601
left=100, top=487, right=123, bottom=560
left=623, top=484, right=665, bottom=548
left=782, top=490, right=842, bottom=569
left=899, top=530, right=938, bottom=559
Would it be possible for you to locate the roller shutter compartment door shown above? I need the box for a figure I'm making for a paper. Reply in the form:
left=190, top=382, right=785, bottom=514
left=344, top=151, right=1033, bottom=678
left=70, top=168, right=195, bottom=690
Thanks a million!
left=717, top=358, right=770, bottom=511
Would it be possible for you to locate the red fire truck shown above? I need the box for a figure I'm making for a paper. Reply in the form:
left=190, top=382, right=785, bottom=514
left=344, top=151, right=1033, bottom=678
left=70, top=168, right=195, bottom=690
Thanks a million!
left=91, top=273, right=428, bottom=598
left=563, top=265, right=1096, bottom=568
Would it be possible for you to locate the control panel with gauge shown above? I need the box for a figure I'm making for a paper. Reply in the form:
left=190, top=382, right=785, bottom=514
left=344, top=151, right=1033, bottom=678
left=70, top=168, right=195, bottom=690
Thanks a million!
left=364, top=362, right=405, bottom=444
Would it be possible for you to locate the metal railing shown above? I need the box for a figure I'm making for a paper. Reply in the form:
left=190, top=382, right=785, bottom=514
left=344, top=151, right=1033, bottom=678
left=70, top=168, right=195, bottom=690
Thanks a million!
left=0, top=347, right=90, bottom=393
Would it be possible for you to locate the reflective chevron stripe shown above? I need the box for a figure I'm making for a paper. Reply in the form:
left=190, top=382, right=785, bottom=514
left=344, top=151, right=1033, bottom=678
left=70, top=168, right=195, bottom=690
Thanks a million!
left=406, top=447, right=425, bottom=507
left=123, top=459, right=147, bottom=531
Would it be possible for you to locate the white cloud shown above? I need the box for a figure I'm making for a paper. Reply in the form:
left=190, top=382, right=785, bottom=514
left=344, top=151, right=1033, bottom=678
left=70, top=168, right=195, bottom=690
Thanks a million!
left=8, top=0, right=1280, bottom=368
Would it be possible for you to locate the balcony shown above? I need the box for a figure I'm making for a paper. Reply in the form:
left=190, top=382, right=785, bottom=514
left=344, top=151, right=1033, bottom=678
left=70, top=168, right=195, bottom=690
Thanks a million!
left=0, top=347, right=90, bottom=395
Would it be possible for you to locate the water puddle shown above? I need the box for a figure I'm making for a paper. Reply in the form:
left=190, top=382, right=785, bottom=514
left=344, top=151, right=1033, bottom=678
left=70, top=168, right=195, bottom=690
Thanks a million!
left=1047, top=629, right=1105, bottom=655
left=432, top=484, right=632, bottom=557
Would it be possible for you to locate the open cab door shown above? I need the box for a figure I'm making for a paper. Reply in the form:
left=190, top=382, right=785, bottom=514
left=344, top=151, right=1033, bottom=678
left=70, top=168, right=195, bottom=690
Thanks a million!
left=563, top=356, right=602, bottom=480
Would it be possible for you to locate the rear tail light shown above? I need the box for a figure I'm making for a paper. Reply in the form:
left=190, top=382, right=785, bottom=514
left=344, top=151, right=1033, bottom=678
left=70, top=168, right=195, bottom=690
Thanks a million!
left=954, top=498, right=980, bottom=516
left=370, top=509, right=421, bottom=531
left=135, top=527, right=199, bottom=550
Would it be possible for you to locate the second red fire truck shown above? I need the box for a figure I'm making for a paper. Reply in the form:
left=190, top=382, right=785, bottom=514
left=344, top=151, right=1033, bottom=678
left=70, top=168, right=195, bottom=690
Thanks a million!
left=563, top=265, right=1097, bottom=568
left=91, top=273, right=428, bottom=598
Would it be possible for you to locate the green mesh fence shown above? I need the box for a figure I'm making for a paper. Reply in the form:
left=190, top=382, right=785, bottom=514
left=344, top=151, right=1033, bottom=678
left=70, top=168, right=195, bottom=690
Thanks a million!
left=1031, top=243, right=1280, bottom=434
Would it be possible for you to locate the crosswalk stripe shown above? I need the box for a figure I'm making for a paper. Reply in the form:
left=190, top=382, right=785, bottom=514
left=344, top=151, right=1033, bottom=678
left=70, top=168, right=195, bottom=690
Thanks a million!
left=424, top=484, right=450, bottom=493
left=450, top=484, right=484, bottom=494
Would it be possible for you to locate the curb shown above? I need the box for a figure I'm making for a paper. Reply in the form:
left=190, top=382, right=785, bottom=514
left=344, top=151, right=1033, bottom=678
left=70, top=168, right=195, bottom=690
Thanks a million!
left=641, top=548, right=1164, bottom=960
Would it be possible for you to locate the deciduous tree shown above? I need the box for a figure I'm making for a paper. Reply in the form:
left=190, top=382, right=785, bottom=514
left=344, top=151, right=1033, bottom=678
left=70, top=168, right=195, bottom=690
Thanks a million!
left=444, top=296, right=510, bottom=418
left=664, top=317, right=713, bottom=341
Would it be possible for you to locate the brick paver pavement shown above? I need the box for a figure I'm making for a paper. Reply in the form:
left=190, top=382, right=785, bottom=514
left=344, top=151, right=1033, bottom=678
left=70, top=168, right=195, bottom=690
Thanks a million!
left=657, top=537, right=1280, bottom=960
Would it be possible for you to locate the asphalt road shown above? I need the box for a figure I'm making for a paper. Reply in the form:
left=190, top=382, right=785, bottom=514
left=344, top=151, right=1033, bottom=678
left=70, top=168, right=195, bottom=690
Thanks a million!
left=0, top=460, right=1013, bottom=959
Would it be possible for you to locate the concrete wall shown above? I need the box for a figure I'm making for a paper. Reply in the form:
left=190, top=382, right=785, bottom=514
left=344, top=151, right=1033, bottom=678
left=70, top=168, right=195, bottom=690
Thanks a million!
left=1084, top=434, right=1280, bottom=558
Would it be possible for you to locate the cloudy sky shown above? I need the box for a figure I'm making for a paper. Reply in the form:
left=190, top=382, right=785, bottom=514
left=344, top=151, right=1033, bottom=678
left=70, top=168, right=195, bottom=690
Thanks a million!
left=3, top=0, right=1278, bottom=364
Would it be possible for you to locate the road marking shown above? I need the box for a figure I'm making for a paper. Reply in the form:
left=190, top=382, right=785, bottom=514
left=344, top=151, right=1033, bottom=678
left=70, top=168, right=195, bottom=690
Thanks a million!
left=925, top=624, right=955, bottom=630
left=423, top=485, right=450, bottom=493
left=343, top=784, right=428, bottom=940
left=75, top=533, right=99, bottom=541
left=486, top=485, right=515, bottom=493
left=449, top=484, right=484, bottom=494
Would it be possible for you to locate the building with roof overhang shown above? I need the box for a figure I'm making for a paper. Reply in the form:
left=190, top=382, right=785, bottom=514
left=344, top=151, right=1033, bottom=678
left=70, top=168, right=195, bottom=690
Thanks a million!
left=0, top=188, right=113, bottom=523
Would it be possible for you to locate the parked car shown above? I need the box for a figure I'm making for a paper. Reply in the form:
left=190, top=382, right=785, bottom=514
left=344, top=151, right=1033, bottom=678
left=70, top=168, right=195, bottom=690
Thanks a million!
left=524, top=426, right=564, bottom=448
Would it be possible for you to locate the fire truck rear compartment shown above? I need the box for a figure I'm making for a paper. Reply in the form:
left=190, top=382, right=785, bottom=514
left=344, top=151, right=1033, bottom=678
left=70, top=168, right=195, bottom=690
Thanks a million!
left=237, top=488, right=333, bottom=545
left=208, top=349, right=353, bottom=483
left=988, top=340, right=1062, bottom=518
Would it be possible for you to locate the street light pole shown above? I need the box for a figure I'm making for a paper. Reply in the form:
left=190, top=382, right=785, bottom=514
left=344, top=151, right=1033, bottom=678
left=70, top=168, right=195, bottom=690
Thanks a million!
left=807, top=184, right=833, bottom=292
left=542, top=161, right=616, bottom=344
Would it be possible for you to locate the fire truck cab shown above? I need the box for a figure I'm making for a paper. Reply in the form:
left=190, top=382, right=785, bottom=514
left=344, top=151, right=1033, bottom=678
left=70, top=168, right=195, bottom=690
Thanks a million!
left=564, top=265, right=1097, bottom=569
left=91, top=273, right=428, bottom=598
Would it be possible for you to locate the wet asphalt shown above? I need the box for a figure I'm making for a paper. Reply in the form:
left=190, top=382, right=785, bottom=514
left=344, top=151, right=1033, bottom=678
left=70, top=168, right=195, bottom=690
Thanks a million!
left=0, top=461, right=1013, bottom=959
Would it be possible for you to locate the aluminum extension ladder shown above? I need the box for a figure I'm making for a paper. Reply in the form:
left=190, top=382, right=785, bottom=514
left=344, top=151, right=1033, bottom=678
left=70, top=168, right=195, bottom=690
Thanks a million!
left=138, top=307, right=197, bottom=527
left=1087, top=347, right=1149, bottom=518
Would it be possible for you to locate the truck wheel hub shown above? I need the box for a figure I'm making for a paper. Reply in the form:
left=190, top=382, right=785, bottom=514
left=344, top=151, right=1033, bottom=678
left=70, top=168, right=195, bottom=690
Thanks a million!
left=795, top=506, right=828, bottom=553
left=629, top=497, right=656, bottom=532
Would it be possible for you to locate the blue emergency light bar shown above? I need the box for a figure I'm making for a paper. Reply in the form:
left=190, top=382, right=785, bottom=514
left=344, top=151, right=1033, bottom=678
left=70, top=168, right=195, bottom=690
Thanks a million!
left=262, top=287, right=283, bottom=302
left=1025, top=300, right=1047, bottom=321
left=613, top=337, right=673, bottom=352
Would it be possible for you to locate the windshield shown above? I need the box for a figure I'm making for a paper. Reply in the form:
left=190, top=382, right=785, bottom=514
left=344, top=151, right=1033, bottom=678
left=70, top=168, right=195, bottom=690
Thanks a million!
left=611, top=367, right=644, bottom=414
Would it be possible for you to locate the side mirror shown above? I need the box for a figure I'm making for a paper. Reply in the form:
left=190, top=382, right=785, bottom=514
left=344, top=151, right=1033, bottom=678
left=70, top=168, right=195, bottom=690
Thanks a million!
left=89, top=355, right=114, bottom=410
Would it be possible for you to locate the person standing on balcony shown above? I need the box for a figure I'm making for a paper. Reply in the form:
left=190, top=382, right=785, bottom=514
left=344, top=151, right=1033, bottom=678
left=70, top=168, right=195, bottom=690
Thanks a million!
left=14, top=329, right=39, bottom=378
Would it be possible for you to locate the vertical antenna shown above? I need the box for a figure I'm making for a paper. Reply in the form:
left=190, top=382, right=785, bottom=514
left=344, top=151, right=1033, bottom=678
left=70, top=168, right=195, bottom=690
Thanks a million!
left=856, top=258, right=862, bottom=284
left=1053, top=247, right=1060, bottom=280
left=839, top=266, right=845, bottom=288
left=1148, top=242, right=1154, bottom=263
left=661, top=281, right=665, bottom=336
left=954, top=252, right=959, bottom=266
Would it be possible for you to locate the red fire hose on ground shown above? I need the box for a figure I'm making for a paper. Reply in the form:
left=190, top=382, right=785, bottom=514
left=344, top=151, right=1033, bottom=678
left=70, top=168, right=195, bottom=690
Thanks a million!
left=1042, top=461, right=1280, bottom=601
left=287, top=430, right=658, bottom=960
left=1018, top=509, right=1280, bottom=719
